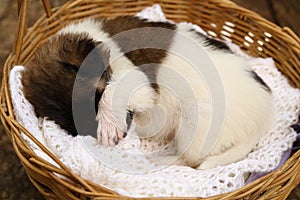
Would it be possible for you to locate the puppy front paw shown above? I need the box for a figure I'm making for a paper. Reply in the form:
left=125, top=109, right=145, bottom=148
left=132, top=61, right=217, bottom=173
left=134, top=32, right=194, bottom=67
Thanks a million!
left=96, top=113, right=126, bottom=146
left=197, top=160, right=216, bottom=170
left=197, top=156, right=224, bottom=170
left=96, top=88, right=128, bottom=146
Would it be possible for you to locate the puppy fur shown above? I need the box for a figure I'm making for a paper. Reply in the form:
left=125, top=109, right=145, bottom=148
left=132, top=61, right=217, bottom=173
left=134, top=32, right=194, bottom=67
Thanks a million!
left=22, top=16, right=274, bottom=169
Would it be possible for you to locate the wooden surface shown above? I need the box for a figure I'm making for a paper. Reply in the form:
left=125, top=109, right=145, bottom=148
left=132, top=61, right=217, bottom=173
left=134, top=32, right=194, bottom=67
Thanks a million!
left=0, top=0, right=299, bottom=199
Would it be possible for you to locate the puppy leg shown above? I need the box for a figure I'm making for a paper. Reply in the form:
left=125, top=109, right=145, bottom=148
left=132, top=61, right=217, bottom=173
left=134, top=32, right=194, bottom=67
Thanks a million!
left=198, top=140, right=257, bottom=170
left=96, top=86, right=126, bottom=146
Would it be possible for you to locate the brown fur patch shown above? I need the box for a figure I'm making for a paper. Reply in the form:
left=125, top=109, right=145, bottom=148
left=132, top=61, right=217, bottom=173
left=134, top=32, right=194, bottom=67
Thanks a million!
left=22, top=33, right=110, bottom=136
left=102, top=16, right=176, bottom=92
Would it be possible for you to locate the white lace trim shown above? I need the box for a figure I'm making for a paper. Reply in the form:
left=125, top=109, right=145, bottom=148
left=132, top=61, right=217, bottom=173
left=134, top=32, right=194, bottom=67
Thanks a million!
left=9, top=5, right=300, bottom=198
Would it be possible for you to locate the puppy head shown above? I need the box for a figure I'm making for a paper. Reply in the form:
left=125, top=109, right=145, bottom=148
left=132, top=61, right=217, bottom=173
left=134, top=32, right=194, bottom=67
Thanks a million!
left=22, top=33, right=111, bottom=136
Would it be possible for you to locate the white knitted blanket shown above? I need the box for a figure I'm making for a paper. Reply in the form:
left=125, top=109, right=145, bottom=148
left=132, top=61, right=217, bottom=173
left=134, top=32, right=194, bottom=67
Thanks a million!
left=9, top=5, right=300, bottom=198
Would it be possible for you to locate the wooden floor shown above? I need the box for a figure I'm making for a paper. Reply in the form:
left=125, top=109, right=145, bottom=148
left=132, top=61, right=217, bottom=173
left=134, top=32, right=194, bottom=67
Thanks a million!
left=0, top=0, right=299, bottom=199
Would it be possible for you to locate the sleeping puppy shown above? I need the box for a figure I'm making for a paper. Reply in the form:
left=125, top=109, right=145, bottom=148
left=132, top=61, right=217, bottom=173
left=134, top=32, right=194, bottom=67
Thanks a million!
left=22, top=16, right=274, bottom=169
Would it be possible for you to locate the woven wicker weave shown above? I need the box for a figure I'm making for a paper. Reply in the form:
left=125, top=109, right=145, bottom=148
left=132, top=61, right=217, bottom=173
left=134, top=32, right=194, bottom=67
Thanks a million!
left=1, top=0, right=299, bottom=199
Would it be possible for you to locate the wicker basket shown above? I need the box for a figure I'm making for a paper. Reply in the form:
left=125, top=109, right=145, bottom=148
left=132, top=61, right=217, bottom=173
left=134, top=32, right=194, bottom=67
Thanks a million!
left=1, top=0, right=299, bottom=199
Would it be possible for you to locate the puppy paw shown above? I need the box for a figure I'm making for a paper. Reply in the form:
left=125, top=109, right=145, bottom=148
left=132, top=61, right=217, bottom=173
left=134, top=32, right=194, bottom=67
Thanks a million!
left=197, top=161, right=216, bottom=170
left=96, top=87, right=128, bottom=146
left=197, top=156, right=224, bottom=170
left=96, top=112, right=126, bottom=146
